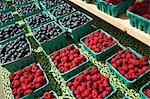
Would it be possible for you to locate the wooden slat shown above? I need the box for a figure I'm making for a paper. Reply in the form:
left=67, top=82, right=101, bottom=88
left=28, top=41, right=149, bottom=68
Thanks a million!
left=69, top=0, right=150, bottom=47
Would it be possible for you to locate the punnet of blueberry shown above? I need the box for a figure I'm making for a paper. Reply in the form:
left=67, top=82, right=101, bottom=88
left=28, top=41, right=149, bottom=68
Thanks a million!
left=49, top=3, right=75, bottom=18
left=0, top=2, right=9, bottom=11
left=25, top=12, right=51, bottom=29
left=0, top=23, right=24, bottom=41
left=0, top=36, right=30, bottom=64
left=0, top=11, right=14, bottom=26
left=32, top=22, right=62, bottom=43
left=59, top=11, right=90, bottom=30
left=17, top=4, right=39, bottom=16
left=42, top=0, right=64, bottom=8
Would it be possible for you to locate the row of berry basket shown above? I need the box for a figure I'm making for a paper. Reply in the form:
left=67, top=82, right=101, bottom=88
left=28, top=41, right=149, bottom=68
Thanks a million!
left=95, top=0, right=150, bottom=34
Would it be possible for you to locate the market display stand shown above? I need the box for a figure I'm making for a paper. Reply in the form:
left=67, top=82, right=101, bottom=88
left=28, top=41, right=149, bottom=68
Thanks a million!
left=69, top=0, right=150, bottom=47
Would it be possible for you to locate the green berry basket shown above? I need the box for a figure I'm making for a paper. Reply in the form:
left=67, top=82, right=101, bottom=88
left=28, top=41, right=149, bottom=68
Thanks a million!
left=59, top=11, right=93, bottom=42
left=65, top=66, right=117, bottom=99
left=24, top=11, right=52, bottom=30
left=46, top=3, right=76, bottom=22
left=96, top=0, right=135, bottom=17
left=0, top=23, right=25, bottom=44
left=0, top=35, right=35, bottom=73
left=11, top=63, right=50, bottom=99
left=16, top=3, right=42, bottom=19
left=106, top=47, right=150, bottom=87
left=39, top=0, right=64, bottom=14
left=0, top=10, right=16, bottom=28
left=40, top=91, right=59, bottom=99
left=139, top=82, right=150, bottom=99
left=80, top=29, right=119, bottom=61
left=50, top=44, right=90, bottom=81
left=31, top=21, right=66, bottom=55
left=127, top=10, right=150, bottom=34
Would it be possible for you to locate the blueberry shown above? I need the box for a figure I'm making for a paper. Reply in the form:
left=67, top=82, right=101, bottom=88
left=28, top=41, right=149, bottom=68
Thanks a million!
left=13, top=0, right=32, bottom=6
left=0, top=12, right=14, bottom=26
left=42, top=0, right=64, bottom=8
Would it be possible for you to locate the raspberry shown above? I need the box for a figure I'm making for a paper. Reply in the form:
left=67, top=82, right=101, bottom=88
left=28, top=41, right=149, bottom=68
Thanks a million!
left=37, top=76, right=45, bottom=83
left=28, top=82, right=35, bottom=89
left=17, top=87, right=23, bottom=95
left=35, top=83, right=42, bottom=88
left=14, top=75, right=20, bottom=80
left=44, top=92, right=51, bottom=99
left=31, top=66, right=38, bottom=73
left=102, top=91, right=109, bottom=97
left=12, top=88, right=17, bottom=95
left=99, top=84, right=104, bottom=93
left=92, top=74, right=99, bottom=81
left=87, top=81, right=92, bottom=88
left=86, top=75, right=91, bottom=81
left=74, top=81, right=80, bottom=88
left=79, top=86, right=86, bottom=92
left=71, top=86, right=76, bottom=92
left=92, top=82, right=98, bottom=89
left=16, top=70, right=24, bottom=76
left=74, top=90, right=80, bottom=95
left=9, top=73, right=15, bottom=81
left=22, top=84, right=29, bottom=91
left=67, top=82, right=72, bottom=88
left=140, top=56, right=148, bottom=62
left=35, top=69, right=43, bottom=77
left=24, top=89, right=33, bottom=96
left=83, top=89, right=90, bottom=97
left=106, top=86, right=112, bottom=92
left=13, top=80, right=21, bottom=88
left=90, top=67, right=98, bottom=74
left=92, top=90, right=98, bottom=98
left=15, top=95, right=20, bottom=99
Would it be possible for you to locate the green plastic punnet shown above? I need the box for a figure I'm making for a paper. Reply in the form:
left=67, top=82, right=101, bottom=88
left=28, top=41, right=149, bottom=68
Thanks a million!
left=0, top=35, right=35, bottom=73
left=139, top=82, right=150, bottom=99
left=0, top=2, right=13, bottom=13
left=12, top=63, right=49, bottom=99
left=16, top=3, right=42, bottom=19
left=59, top=11, right=93, bottom=42
left=12, top=0, right=34, bottom=7
left=66, top=66, right=117, bottom=99
left=50, top=44, right=90, bottom=81
left=106, top=47, right=150, bottom=87
left=24, top=11, right=52, bottom=30
left=96, top=0, right=135, bottom=17
left=40, top=91, right=59, bottom=99
left=0, top=23, right=25, bottom=44
left=80, top=29, right=119, bottom=60
left=127, top=10, right=150, bottom=34
left=32, top=21, right=66, bottom=55
left=47, top=3, right=76, bottom=22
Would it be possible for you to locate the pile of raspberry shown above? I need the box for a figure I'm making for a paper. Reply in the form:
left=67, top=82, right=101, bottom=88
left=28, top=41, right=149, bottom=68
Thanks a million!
left=84, top=31, right=116, bottom=53
left=67, top=67, right=114, bottom=99
left=110, top=50, right=149, bottom=81
left=128, top=0, right=150, bottom=20
left=9, top=63, right=46, bottom=99
left=50, top=45, right=86, bottom=73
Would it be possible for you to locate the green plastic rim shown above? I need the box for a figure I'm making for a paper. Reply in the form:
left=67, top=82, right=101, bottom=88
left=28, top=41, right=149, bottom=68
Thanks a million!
left=139, top=82, right=150, bottom=99
left=50, top=44, right=89, bottom=75
left=65, top=66, right=117, bottom=99
left=106, top=47, right=150, bottom=86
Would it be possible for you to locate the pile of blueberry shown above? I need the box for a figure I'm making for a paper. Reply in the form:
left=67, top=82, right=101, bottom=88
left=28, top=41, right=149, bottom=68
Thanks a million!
left=42, top=0, right=64, bottom=8
left=25, top=12, right=51, bottom=28
left=17, top=4, right=39, bottom=16
left=0, top=24, right=24, bottom=41
left=49, top=3, right=75, bottom=18
left=0, top=2, right=9, bottom=11
left=13, top=0, right=32, bottom=6
left=32, top=22, right=62, bottom=43
left=0, top=36, right=30, bottom=64
left=59, top=11, right=90, bottom=29
left=0, top=12, right=14, bottom=26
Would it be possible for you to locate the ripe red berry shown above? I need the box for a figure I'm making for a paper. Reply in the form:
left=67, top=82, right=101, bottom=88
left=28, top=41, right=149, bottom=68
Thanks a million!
left=44, top=92, right=51, bottom=99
